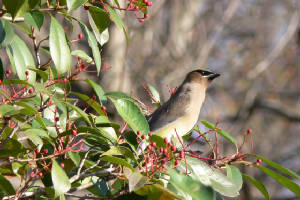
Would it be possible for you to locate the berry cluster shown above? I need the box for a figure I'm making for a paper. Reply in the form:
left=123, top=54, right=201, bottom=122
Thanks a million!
left=136, top=131, right=186, bottom=178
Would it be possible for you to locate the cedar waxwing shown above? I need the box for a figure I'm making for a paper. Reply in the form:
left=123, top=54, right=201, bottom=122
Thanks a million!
left=147, top=69, right=220, bottom=140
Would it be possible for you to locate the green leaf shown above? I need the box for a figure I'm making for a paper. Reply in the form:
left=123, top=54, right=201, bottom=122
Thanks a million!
left=78, top=21, right=102, bottom=75
left=0, top=105, right=19, bottom=116
left=0, top=139, right=26, bottom=158
left=201, top=120, right=237, bottom=146
left=71, top=91, right=105, bottom=115
left=51, top=159, right=71, bottom=197
left=2, top=0, right=27, bottom=19
left=106, top=6, right=124, bottom=29
left=85, top=79, right=107, bottom=105
left=8, top=35, right=36, bottom=84
left=67, top=0, right=87, bottom=12
left=168, top=168, right=214, bottom=200
left=24, top=128, right=50, bottom=140
left=88, top=12, right=110, bottom=46
left=23, top=12, right=44, bottom=30
left=102, top=146, right=136, bottom=161
left=71, top=50, right=93, bottom=63
left=187, top=157, right=240, bottom=197
left=68, top=151, right=81, bottom=166
left=254, top=154, right=300, bottom=180
left=2, top=79, right=34, bottom=87
left=127, top=172, right=147, bottom=192
left=256, top=165, right=300, bottom=195
left=0, top=174, right=15, bottom=195
left=147, top=84, right=160, bottom=103
left=109, top=97, right=150, bottom=135
left=226, top=165, right=243, bottom=191
left=101, top=155, right=133, bottom=171
left=49, top=16, right=71, bottom=75
left=88, top=6, right=110, bottom=34
left=28, top=68, right=48, bottom=82
left=242, top=174, right=270, bottom=200
left=0, top=19, right=15, bottom=48
left=63, top=102, right=91, bottom=125
left=31, top=12, right=44, bottom=30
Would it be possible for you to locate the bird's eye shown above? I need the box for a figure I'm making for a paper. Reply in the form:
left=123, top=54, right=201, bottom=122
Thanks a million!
left=197, top=70, right=212, bottom=76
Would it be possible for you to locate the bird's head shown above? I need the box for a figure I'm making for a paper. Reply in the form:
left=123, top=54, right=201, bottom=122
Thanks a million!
left=184, top=69, right=220, bottom=87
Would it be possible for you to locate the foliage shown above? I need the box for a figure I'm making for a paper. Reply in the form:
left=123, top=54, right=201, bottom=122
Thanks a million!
left=0, top=0, right=299, bottom=199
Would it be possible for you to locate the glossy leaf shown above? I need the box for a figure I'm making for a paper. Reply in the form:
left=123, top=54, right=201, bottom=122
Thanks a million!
left=85, top=79, right=107, bottom=105
left=109, top=97, right=150, bottom=135
left=0, top=105, right=19, bottom=117
left=23, top=12, right=44, bottom=30
left=226, top=165, right=243, bottom=191
left=24, top=128, right=50, bottom=140
left=106, top=6, right=124, bottom=29
left=147, top=84, right=160, bottom=103
left=2, top=0, right=29, bottom=19
left=78, top=21, right=102, bottom=75
left=201, top=120, right=237, bottom=146
left=242, top=174, right=270, bottom=200
left=256, top=165, right=300, bottom=195
left=254, top=154, right=300, bottom=179
left=0, top=175, right=15, bottom=195
left=102, top=146, right=136, bottom=161
left=0, top=19, right=15, bottom=48
left=67, top=0, right=87, bottom=12
left=71, top=50, right=93, bottom=63
left=49, top=16, right=71, bottom=74
left=64, top=102, right=91, bottom=125
left=88, top=13, right=110, bottom=46
left=187, top=157, right=240, bottom=197
left=88, top=6, right=110, bottom=34
left=7, top=35, right=36, bottom=84
left=51, top=159, right=71, bottom=197
left=71, top=91, right=105, bottom=115
left=168, top=168, right=214, bottom=200
left=128, top=172, right=147, bottom=192
left=101, top=155, right=133, bottom=171
left=68, top=151, right=81, bottom=166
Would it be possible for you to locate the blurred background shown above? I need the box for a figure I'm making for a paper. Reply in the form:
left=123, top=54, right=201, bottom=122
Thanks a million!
left=99, top=0, right=300, bottom=199
left=1, top=0, right=299, bottom=199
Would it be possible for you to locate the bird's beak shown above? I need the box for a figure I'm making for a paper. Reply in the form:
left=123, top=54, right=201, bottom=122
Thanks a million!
left=207, top=73, right=220, bottom=81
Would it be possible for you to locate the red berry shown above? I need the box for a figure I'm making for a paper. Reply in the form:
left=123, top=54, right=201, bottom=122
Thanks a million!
left=163, top=148, right=168, bottom=154
left=6, top=70, right=11, bottom=75
left=25, top=71, right=29, bottom=76
left=141, top=135, right=146, bottom=140
left=137, top=130, right=141, bottom=135
left=38, top=172, right=43, bottom=177
left=151, top=142, right=156, bottom=147
left=54, top=117, right=59, bottom=122
left=60, top=162, right=65, bottom=168
left=30, top=171, right=36, bottom=177
left=164, top=138, right=168, bottom=144
left=128, top=3, right=133, bottom=8
left=0, top=80, right=2, bottom=84
left=159, top=147, right=164, bottom=153
left=80, top=63, right=85, bottom=70
left=48, top=100, right=53, bottom=106
left=43, top=149, right=48, bottom=154
left=171, top=146, right=176, bottom=152
left=63, top=78, right=67, bottom=83
left=256, top=159, right=262, bottom=164
left=148, top=132, right=153, bottom=137
left=101, top=105, right=107, bottom=111
left=161, top=160, right=165, bottom=165
left=78, top=33, right=84, bottom=40
left=147, top=145, right=152, bottom=150
left=35, top=149, right=40, bottom=154
left=174, top=160, right=180, bottom=166
left=179, top=151, right=184, bottom=159
left=134, top=6, right=139, bottom=10
left=146, top=1, right=152, bottom=6
left=144, top=14, right=149, bottom=19
left=139, top=18, right=145, bottom=23
left=28, top=88, right=34, bottom=94
left=143, top=0, right=148, bottom=3
left=247, top=129, right=253, bottom=134
left=84, top=5, right=89, bottom=10
left=72, top=129, right=77, bottom=135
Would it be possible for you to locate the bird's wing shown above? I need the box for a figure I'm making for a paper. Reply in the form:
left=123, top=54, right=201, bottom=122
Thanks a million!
left=148, top=87, right=190, bottom=132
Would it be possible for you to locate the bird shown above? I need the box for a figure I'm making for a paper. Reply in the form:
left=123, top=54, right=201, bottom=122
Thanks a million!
left=147, top=69, right=220, bottom=142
